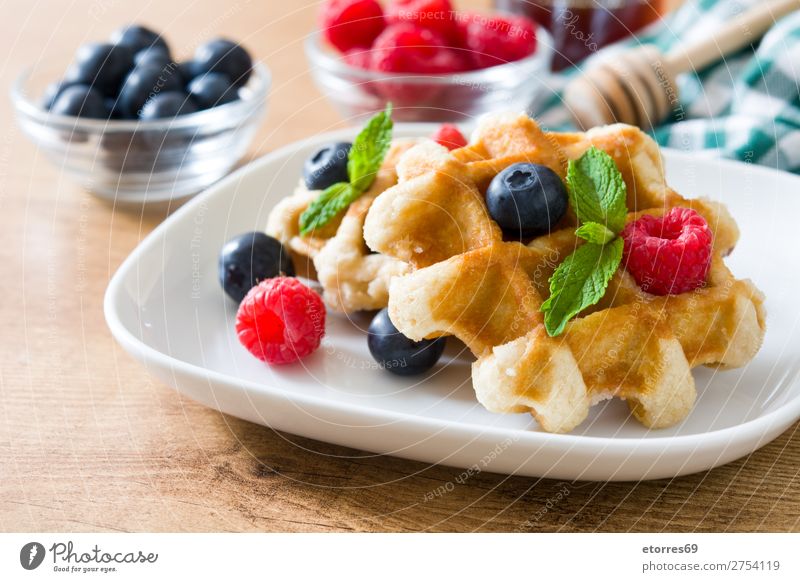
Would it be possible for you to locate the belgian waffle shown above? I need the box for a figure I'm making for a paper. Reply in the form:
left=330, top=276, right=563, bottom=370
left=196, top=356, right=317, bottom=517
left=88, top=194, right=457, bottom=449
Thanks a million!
left=364, top=112, right=765, bottom=433
left=266, top=140, right=416, bottom=313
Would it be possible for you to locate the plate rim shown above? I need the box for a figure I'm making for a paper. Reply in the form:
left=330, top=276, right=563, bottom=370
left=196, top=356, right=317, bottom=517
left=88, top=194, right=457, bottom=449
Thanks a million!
left=104, top=123, right=800, bottom=458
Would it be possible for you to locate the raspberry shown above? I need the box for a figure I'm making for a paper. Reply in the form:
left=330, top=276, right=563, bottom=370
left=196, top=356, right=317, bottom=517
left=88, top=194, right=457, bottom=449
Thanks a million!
left=432, top=123, right=467, bottom=150
left=370, top=23, right=467, bottom=74
left=344, top=48, right=373, bottom=69
left=319, top=0, right=386, bottom=53
left=385, top=0, right=460, bottom=44
left=458, top=12, right=537, bottom=69
left=621, top=207, right=713, bottom=296
left=236, top=277, right=326, bottom=365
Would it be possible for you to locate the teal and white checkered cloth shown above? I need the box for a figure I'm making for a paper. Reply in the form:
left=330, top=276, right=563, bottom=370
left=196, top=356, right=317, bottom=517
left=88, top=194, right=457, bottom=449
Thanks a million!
left=536, top=0, right=800, bottom=173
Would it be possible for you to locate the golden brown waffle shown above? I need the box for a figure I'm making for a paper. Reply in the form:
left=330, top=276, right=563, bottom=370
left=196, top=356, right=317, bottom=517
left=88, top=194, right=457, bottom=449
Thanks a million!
left=266, top=140, right=416, bottom=313
left=364, top=113, right=765, bottom=433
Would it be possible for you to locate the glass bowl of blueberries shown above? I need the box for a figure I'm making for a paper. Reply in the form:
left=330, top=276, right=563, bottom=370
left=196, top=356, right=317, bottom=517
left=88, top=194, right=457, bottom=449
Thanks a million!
left=12, top=24, right=270, bottom=202
left=306, top=0, right=553, bottom=123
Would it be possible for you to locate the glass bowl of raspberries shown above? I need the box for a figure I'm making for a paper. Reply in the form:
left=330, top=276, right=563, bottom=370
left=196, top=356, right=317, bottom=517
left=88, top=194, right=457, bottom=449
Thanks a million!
left=11, top=25, right=270, bottom=203
left=308, top=0, right=553, bottom=122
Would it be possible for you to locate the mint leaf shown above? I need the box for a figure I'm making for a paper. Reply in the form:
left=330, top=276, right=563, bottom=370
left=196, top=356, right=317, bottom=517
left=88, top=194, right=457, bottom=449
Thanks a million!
left=575, top=222, right=615, bottom=245
left=566, top=147, right=628, bottom=234
left=348, top=103, right=394, bottom=192
left=541, top=148, right=629, bottom=336
left=541, top=238, right=623, bottom=337
left=299, top=105, right=394, bottom=235
left=299, top=182, right=358, bottom=235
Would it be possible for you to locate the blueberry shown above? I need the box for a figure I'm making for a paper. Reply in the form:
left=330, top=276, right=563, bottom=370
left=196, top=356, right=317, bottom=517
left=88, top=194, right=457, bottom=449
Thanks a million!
left=104, top=97, right=124, bottom=119
left=100, top=127, right=143, bottom=159
left=111, top=24, right=168, bottom=54
left=41, top=79, right=83, bottom=110
left=139, top=91, right=198, bottom=119
left=485, top=162, right=568, bottom=239
left=65, top=42, right=135, bottom=96
left=193, top=38, right=253, bottom=87
left=134, top=46, right=172, bottom=69
left=367, top=309, right=446, bottom=376
left=187, top=73, right=237, bottom=109
left=50, top=85, right=107, bottom=119
left=118, top=63, right=183, bottom=118
left=176, top=61, right=197, bottom=85
left=219, top=232, right=295, bottom=303
left=303, top=142, right=351, bottom=190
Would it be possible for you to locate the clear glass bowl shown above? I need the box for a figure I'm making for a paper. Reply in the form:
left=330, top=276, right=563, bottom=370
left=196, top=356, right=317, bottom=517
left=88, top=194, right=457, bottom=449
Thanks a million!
left=305, top=28, right=553, bottom=123
left=11, top=63, right=271, bottom=202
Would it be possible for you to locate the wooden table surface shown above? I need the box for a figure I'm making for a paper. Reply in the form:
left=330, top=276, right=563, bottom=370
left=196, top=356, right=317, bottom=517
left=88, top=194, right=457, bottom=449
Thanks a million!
left=2, top=0, right=798, bottom=533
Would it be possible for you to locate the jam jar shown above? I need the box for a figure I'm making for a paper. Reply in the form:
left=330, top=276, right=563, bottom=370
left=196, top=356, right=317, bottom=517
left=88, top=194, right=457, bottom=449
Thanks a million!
left=495, top=0, right=665, bottom=71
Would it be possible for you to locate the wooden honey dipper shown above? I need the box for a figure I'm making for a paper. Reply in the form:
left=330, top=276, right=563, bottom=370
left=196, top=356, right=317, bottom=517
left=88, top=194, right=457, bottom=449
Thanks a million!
left=564, top=0, right=800, bottom=130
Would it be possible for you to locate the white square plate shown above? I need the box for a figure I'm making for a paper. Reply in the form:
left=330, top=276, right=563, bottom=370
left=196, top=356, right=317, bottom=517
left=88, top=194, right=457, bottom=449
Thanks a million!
left=105, top=124, right=800, bottom=481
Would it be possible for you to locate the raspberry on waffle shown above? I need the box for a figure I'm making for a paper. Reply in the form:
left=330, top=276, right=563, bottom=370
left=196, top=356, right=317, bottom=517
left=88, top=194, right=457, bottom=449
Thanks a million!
left=364, top=112, right=765, bottom=433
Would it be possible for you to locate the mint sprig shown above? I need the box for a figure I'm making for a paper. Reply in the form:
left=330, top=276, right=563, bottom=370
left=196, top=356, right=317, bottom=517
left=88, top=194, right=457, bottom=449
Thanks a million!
left=298, top=182, right=359, bottom=234
left=541, top=239, right=623, bottom=337
left=300, top=104, right=393, bottom=235
left=566, top=146, right=628, bottom=234
left=348, top=103, right=394, bottom=192
left=541, top=147, right=628, bottom=337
